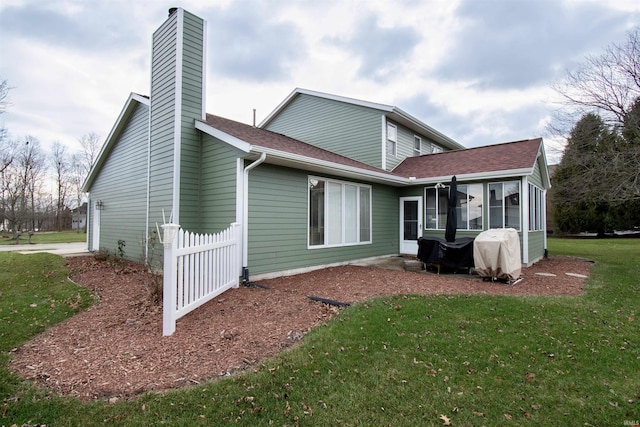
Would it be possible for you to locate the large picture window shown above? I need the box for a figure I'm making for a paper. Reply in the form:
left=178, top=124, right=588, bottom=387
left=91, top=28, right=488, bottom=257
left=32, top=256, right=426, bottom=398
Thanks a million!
left=425, top=183, right=483, bottom=230
left=489, top=181, right=520, bottom=230
left=309, top=177, right=372, bottom=248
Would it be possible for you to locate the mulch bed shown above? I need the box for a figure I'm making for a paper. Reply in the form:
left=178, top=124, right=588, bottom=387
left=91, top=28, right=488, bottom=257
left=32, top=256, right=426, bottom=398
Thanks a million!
left=10, top=255, right=592, bottom=401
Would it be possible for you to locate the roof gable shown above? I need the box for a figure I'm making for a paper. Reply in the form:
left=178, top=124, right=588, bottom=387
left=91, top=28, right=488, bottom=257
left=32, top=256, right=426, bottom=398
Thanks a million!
left=259, top=88, right=465, bottom=151
left=83, top=93, right=149, bottom=191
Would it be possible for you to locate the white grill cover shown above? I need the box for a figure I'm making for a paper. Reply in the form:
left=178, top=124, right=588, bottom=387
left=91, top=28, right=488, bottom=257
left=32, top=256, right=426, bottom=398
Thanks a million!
left=473, top=229, right=521, bottom=280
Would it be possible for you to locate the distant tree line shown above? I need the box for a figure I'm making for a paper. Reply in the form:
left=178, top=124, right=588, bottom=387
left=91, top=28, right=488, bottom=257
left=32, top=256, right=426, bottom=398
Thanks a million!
left=551, top=27, right=640, bottom=235
left=0, top=79, right=100, bottom=238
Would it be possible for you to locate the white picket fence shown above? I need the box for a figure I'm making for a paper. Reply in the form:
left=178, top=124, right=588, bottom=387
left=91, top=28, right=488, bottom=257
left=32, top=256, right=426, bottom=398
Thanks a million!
left=163, top=222, right=241, bottom=335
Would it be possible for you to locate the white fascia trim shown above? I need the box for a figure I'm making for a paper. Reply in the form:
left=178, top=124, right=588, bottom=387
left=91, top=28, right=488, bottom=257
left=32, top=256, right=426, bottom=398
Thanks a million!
left=259, top=87, right=394, bottom=128
left=131, top=93, right=149, bottom=105
left=253, top=146, right=407, bottom=185
left=410, top=168, right=534, bottom=185
left=381, top=116, right=387, bottom=170
left=172, top=8, right=184, bottom=224
left=258, top=87, right=299, bottom=128
left=201, top=18, right=207, bottom=121
left=295, top=88, right=395, bottom=112
left=82, top=92, right=149, bottom=191
left=538, top=142, right=552, bottom=189
left=195, top=121, right=252, bottom=153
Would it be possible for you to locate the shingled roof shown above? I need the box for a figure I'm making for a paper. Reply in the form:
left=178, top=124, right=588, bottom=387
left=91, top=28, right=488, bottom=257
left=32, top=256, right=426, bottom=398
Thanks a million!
left=392, top=138, right=544, bottom=180
left=200, top=115, right=546, bottom=186
left=202, top=114, right=391, bottom=175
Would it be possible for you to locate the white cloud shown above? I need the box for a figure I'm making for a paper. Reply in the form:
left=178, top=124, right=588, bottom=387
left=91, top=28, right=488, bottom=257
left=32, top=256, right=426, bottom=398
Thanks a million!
left=0, top=0, right=638, bottom=163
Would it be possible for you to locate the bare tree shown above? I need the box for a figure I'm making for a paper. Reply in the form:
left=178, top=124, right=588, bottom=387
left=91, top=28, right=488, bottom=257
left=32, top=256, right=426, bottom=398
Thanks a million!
left=0, top=79, right=10, bottom=114
left=51, top=142, right=71, bottom=232
left=0, top=79, right=12, bottom=173
left=78, top=132, right=102, bottom=179
left=22, top=138, right=46, bottom=232
left=552, top=27, right=640, bottom=128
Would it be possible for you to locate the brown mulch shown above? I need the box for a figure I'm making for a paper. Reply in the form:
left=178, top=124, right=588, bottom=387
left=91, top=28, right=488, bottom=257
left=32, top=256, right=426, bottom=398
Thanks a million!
left=10, top=255, right=592, bottom=401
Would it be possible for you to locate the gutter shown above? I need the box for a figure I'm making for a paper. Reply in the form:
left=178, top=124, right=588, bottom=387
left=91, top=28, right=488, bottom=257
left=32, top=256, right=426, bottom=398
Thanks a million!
left=241, top=152, right=267, bottom=283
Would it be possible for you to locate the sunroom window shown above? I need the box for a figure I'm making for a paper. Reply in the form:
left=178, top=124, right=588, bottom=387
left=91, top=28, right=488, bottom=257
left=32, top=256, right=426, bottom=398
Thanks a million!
left=309, top=177, right=372, bottom=248
left=529, top=184, right=544, bottom=231
left=425, top=183, right=483, bottom=230
left=489, top=181, right=521, bottom=230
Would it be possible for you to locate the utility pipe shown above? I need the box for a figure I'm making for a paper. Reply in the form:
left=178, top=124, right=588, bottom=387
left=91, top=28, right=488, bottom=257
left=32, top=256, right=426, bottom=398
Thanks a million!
left=242, top=152, right=266, bottom=281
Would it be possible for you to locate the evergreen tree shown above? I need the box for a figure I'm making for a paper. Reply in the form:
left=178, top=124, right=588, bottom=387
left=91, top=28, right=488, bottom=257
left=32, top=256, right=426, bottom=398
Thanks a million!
left=553, top=111, right=640, bottom=234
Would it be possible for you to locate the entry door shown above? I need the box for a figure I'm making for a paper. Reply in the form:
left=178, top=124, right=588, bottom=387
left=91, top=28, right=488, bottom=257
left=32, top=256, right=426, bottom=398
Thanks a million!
left=91, top=202, right=100, bottom=251
left=400, top=197, right=422, bottom=254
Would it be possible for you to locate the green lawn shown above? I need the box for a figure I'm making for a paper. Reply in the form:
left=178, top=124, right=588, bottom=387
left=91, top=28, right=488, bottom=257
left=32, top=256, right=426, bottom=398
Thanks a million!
left=1, top=238, right=639, bottom=426
left=0, top=230, right=86, bottom=245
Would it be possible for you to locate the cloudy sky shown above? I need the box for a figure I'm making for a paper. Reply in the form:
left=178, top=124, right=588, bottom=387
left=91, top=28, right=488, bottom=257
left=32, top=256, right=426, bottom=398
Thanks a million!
left=0, top=0, right=638, bottom=164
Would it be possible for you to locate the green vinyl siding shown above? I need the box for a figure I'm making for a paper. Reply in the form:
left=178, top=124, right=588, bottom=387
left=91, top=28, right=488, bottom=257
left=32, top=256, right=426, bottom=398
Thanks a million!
left=529, top=157, right=544, bottom=188
left=386, top=119, right=410, bottom=170
left=264, top=94, right=384, bottom=168
left=200, top=136, right=245, bottom=232
left=178, top=11, right=205, bottom=231
left=246, top=164, right=399, bottom=276
left=149, top=10, right=205, bottom=234
left=149, top=11, right=178, bottom=236
left=387, top=121, right=446, bottom=170
left=528, top=231, right=545, bottom=263
left=89, top=103, right=149, bottom=259
left=527, top=157, right=547, bottom=263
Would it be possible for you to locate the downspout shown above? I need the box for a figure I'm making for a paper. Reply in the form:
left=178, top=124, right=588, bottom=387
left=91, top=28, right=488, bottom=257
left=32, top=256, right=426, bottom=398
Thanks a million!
left=242, top=152, right=267, bottom=283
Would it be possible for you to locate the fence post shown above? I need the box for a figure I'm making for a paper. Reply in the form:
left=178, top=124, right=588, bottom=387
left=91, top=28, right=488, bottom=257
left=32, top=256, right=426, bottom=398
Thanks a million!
left=231, top=222, right=241, bottom=288
left=162, top=224, right=180, bottom=336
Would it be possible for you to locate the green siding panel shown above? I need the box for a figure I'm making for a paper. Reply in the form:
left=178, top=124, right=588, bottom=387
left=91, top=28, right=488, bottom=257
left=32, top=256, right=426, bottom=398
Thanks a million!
left=200, top=135, right=245, bottom=232
left=265, top=94, right=384, bottom=168
left=89, top=103, right=149, bottom=259
left=148, top=10, right=205, bottom=236
left=387, top=120, right=448, bottom=170
left=528, top=231, right=545, bottom=263
left=530, top=158, right=544, bottom=188
left=178, top=11, right=205, bottom=231
left=246, top=164, right=399, bottom=276
left=149, top=11, right=178, bottom=236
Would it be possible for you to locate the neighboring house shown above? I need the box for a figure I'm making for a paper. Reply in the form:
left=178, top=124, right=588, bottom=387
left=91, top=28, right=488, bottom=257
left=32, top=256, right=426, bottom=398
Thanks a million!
left=71, top=202, right=87, bottom=231
left=83, top=8, right=550, bottom=282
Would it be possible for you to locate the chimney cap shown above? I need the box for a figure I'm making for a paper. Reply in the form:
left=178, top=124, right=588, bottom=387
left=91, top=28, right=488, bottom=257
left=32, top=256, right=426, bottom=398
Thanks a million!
left=168, top=7, right=178, bottom=16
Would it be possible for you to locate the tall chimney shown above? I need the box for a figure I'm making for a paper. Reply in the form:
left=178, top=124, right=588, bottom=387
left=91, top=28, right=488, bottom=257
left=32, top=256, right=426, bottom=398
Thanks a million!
left=148, top=8, right=206, bottom=230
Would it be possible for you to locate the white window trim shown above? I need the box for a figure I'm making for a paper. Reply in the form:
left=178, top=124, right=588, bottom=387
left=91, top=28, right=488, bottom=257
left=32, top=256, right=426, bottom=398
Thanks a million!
left=489, top=181, right=521, bottom=231
left=424, top=183, right=484, bottom=230
left=528, top=183, right=544, bottom=231
left=308, top=176, right=372, bottom=249
left=386, top=123, right=397, bottom=157
left=414, top=135, right=422, bottom=156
